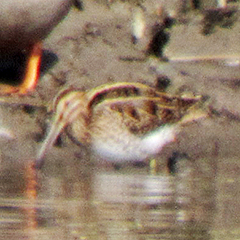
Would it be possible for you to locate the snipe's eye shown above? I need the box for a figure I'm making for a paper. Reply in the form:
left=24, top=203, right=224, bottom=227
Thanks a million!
left=52, top=88, right=79, bottom=110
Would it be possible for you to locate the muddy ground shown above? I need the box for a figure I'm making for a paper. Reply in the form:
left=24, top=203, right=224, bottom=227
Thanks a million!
left=1, top=0, right=240, bottom=173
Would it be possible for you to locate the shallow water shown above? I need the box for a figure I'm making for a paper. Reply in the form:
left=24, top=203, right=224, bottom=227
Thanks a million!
left=1, top=154, right=239, bottom=240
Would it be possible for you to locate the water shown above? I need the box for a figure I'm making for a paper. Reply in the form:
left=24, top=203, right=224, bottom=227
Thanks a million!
left=2, top=153, right=235, bottom=240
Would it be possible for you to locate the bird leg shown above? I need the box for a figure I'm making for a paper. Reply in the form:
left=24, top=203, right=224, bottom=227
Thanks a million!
left=0, top=42, right=42, bottom=95
left=18, top=42, right=42, bottom=94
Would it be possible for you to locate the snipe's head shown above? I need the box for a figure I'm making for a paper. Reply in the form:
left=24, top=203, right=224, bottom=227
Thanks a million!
left=35, top=89, right=88, bottom=168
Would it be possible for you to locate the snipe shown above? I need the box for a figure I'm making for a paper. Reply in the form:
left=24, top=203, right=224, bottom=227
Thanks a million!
left=36, top=82, right=207, bottom=168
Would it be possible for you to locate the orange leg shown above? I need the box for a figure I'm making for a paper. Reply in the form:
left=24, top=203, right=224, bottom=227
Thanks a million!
left=18, top=42, right=42, bottom=94
left=0, top=42, right=42, bottom=95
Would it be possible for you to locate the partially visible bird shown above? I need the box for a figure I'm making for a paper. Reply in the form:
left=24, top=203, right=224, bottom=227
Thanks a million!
left=0, top=0, right=74, bottom=94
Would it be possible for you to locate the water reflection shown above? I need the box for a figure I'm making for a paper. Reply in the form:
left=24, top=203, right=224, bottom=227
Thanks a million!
left=0, top=154, right=220, bottom=240
left=92, top=158, right=215, bottom=240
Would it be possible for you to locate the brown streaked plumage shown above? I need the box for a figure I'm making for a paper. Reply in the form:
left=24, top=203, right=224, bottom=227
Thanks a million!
left=36, top=82, right=207, bottom=168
